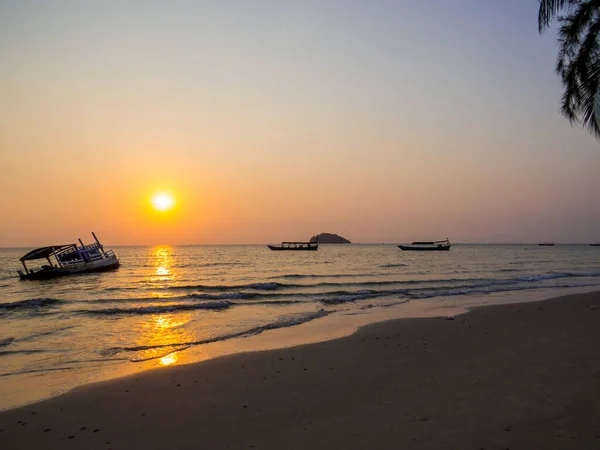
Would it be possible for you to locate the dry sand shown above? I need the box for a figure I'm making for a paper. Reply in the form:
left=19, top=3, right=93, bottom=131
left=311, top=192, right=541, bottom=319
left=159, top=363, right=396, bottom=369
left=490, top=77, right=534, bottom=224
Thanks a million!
left=1, top=291, right=600, bottom=449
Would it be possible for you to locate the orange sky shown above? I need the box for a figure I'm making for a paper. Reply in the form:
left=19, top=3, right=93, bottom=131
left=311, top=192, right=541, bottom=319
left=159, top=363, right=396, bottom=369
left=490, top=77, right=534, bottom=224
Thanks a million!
left=1, top=1, right=599, bottom=246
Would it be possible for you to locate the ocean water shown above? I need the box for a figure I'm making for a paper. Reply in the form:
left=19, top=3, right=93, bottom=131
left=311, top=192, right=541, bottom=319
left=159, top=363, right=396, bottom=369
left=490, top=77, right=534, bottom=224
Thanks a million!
left=1, top=243, right=599, bottom=410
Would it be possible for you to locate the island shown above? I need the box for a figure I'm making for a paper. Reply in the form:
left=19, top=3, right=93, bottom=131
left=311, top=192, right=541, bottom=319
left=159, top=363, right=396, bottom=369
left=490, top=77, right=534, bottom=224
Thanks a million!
left=309, top=233, right=351, bottom=244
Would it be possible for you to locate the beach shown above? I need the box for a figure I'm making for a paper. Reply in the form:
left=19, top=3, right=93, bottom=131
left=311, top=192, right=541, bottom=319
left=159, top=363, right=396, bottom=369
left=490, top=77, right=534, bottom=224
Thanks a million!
left=1, top=290, right=599, bottom=449
left=3, top=243, right=600, bottom=412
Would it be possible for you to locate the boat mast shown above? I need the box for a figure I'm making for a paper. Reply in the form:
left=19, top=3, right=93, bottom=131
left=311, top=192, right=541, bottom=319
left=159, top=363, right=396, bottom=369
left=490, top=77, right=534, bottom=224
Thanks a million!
left=91, top=231, right=105, bottom=254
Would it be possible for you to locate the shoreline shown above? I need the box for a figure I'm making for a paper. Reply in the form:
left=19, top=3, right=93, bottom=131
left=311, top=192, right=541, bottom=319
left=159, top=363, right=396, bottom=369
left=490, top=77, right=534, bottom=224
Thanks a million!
left=0, top=285, right=597, bottom=413
left=1, top=290, right=600, bottom=449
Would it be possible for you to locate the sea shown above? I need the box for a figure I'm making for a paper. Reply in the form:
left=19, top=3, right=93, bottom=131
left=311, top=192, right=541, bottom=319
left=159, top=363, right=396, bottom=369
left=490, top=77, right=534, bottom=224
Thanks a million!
left=1, top=243, right=599, bottom=411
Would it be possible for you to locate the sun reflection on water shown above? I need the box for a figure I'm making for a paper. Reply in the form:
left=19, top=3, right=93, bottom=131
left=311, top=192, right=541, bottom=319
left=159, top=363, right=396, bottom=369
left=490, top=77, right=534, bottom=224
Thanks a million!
left=134, top=247, right=195, bottom=366
left=160, top=353, right=178, bottom=366
left=136, top=313, right=194, bottom=367
left=148, top=246, right=174, bottom=283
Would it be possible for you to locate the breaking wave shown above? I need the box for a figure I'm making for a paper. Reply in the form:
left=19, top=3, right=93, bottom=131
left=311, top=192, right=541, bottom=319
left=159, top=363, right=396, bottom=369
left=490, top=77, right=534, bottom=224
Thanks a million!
left=101, top=309, right=331, bottom=361
left=76, top=301, right=233, bottom=316
left=0, top=337, right=15, bottom=348
left=0, top=298, right=64, bottom=311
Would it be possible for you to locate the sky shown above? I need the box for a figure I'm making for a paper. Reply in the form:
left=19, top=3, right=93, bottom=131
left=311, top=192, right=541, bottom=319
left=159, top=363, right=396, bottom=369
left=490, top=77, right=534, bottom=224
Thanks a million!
left=1, top=0, right=599, bottom=246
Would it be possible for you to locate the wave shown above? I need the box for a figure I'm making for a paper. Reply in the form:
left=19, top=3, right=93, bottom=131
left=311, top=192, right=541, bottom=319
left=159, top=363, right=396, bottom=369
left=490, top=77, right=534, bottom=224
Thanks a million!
left=136, top=278, right=466, bottom=293
left=268, top=273, right=379, bottom=279
left=138, top=261, right=247, bottom=269
left=101, top=309, right=331, bottom=360
left=237, top=299, right=309, bottom=306
left=18, top=326, right=77, bottom=343
left=188, top=292, right=275, bottom=300
left=515, top=272, right=600, bottom=282
left=405, top=281, right=600, bottom=300
left=101, top=274, right=550, bottom=295
left=320, top=290, right=382, bottom=305
left=0, top=349, right=50, bottom=357
left=315, top=273, right=600, bottom=305
left=84, top=291, right=296, bottom=305
left=168, top=282, right=288, bottom=291
left=154, top=271, right=600, bottom=293
left=0, top=337, right=15, bottom=348
left=5, top=271, right=599, bottom=316
left=0, top=366, right=75, bottom=377
left=75, top=301, right=232, bottom=316
left=83, top=293, right=249, bottom=304
left=0, top=298, right=64, bottom=311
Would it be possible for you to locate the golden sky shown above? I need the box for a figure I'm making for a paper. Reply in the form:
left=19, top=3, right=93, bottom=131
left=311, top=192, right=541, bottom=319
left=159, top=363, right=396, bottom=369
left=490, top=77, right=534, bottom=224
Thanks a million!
left=1, top=1, right=599, bottom=246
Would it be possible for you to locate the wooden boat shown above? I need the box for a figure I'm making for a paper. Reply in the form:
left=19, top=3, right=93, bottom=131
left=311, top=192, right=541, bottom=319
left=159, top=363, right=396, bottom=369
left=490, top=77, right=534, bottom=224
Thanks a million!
left=398, top=239, right=451, bottom=251
left=539, top=242, right=555, bottom=246
left=17, top=232, right=119, bottom=280
left=267, top=241, right=318, bottom=251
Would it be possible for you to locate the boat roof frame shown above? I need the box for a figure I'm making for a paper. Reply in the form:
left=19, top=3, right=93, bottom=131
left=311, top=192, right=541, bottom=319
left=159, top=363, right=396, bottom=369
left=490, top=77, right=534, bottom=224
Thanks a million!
left=19, top=244, right=77, bottom=261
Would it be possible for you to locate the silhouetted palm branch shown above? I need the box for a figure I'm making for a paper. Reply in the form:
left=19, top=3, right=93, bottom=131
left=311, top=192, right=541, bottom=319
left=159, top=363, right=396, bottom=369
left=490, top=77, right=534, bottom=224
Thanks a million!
left=539, top=0, right=600, bottom=138
left=539, top=0, right=578, bottom=32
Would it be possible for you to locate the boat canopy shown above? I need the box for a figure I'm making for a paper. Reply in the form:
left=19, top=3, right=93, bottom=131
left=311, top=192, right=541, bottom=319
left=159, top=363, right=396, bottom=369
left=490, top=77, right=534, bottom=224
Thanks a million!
left=19, top=245, right=76, bottom=261
left=282, top=241, right=315, bottom=245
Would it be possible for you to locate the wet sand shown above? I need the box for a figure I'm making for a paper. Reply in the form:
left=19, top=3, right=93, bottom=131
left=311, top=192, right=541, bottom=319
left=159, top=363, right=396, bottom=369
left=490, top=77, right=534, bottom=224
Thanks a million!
left=1, top=291, right=600, bottom=449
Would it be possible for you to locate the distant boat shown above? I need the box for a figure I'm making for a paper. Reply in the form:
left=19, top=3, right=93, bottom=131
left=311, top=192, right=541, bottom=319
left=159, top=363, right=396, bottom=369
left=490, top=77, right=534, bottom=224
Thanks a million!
left=267, top=241, right=318, bottom=251
left=398, top=239, right=451, bottom=251
left=591, top=243, right=600, bottom=247
left=17, top=232, right=119, bottom=280
left=539, top=242, right=555, bottom=246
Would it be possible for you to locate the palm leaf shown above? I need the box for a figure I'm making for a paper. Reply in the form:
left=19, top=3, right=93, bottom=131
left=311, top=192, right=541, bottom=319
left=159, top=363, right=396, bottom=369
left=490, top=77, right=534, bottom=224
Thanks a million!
left=541, top=0, right=600, bottom=137
left=539, top=0, right=579, bottom=32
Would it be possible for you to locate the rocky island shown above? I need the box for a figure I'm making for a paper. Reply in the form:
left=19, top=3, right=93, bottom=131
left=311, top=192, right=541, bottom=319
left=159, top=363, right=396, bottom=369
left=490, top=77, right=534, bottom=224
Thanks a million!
left=309, top=233, right=351, bottom=244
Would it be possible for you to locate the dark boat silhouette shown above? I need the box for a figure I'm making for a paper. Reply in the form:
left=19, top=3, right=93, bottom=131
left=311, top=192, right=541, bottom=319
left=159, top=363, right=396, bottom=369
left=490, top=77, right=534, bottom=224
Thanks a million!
left=17, top=233, right=119, bottom=280
left=398, top=239, right=451, bottom=251
left=267, top=241, right=318, bottom=251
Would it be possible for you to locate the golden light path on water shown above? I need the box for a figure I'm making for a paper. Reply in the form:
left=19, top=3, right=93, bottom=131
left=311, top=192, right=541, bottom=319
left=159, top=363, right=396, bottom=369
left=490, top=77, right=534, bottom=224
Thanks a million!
left=136, top=246, right=194, bottom=367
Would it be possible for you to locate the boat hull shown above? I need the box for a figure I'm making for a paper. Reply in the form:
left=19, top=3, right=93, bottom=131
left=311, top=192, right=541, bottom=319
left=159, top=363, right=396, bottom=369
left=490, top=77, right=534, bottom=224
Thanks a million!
left=268, top=245, right=318, bottom=251
left=398, top=245, right=451, bottom=251
left=19, top=256, right=120, bottom=280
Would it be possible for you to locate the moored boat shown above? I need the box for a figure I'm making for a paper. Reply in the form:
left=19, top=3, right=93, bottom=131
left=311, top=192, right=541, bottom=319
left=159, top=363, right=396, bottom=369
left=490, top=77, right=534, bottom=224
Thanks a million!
left=398, top=239, right=451, bottom=251
left=398, top=238, right=452, bottom=252
left=17, top=232, right=119, bottom=280
left=267, top=241, right=318, bottom=251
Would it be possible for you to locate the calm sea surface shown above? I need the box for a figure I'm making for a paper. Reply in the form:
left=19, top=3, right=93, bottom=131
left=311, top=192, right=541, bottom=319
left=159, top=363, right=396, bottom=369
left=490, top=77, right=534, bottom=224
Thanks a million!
left=1, top=244, right=599, bottom=410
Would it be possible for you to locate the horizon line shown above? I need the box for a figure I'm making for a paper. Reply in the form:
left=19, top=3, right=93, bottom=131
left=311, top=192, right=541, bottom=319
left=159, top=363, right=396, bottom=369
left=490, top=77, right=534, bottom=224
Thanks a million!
left=1, top=242, right=599, bottom=249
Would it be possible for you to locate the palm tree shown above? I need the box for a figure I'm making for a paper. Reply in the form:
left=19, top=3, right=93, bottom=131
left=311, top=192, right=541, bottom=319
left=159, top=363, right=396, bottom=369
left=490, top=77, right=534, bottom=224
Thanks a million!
left=539, top=0, right=600, bottom=137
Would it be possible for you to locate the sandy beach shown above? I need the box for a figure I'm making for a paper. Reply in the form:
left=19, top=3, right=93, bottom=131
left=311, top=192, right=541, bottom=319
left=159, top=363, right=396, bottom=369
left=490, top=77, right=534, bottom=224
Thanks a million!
left=1, top=291, right=599, bottom=449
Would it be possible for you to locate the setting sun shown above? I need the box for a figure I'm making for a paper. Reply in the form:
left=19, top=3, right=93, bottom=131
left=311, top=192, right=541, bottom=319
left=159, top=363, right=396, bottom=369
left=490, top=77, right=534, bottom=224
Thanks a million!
left=151, top=193, right=175, bottom=212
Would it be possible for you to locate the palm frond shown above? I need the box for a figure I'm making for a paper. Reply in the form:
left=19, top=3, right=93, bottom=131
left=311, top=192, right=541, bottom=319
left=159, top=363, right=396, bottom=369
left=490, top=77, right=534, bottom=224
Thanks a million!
left=546, top=0, right=600, bottom=137
left=539, top=0, right=579, bottom=32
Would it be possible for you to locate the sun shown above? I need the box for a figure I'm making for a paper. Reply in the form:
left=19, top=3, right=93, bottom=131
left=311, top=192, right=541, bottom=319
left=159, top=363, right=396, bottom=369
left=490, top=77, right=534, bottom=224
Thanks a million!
left=151, top=193, right=175, bottom=212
